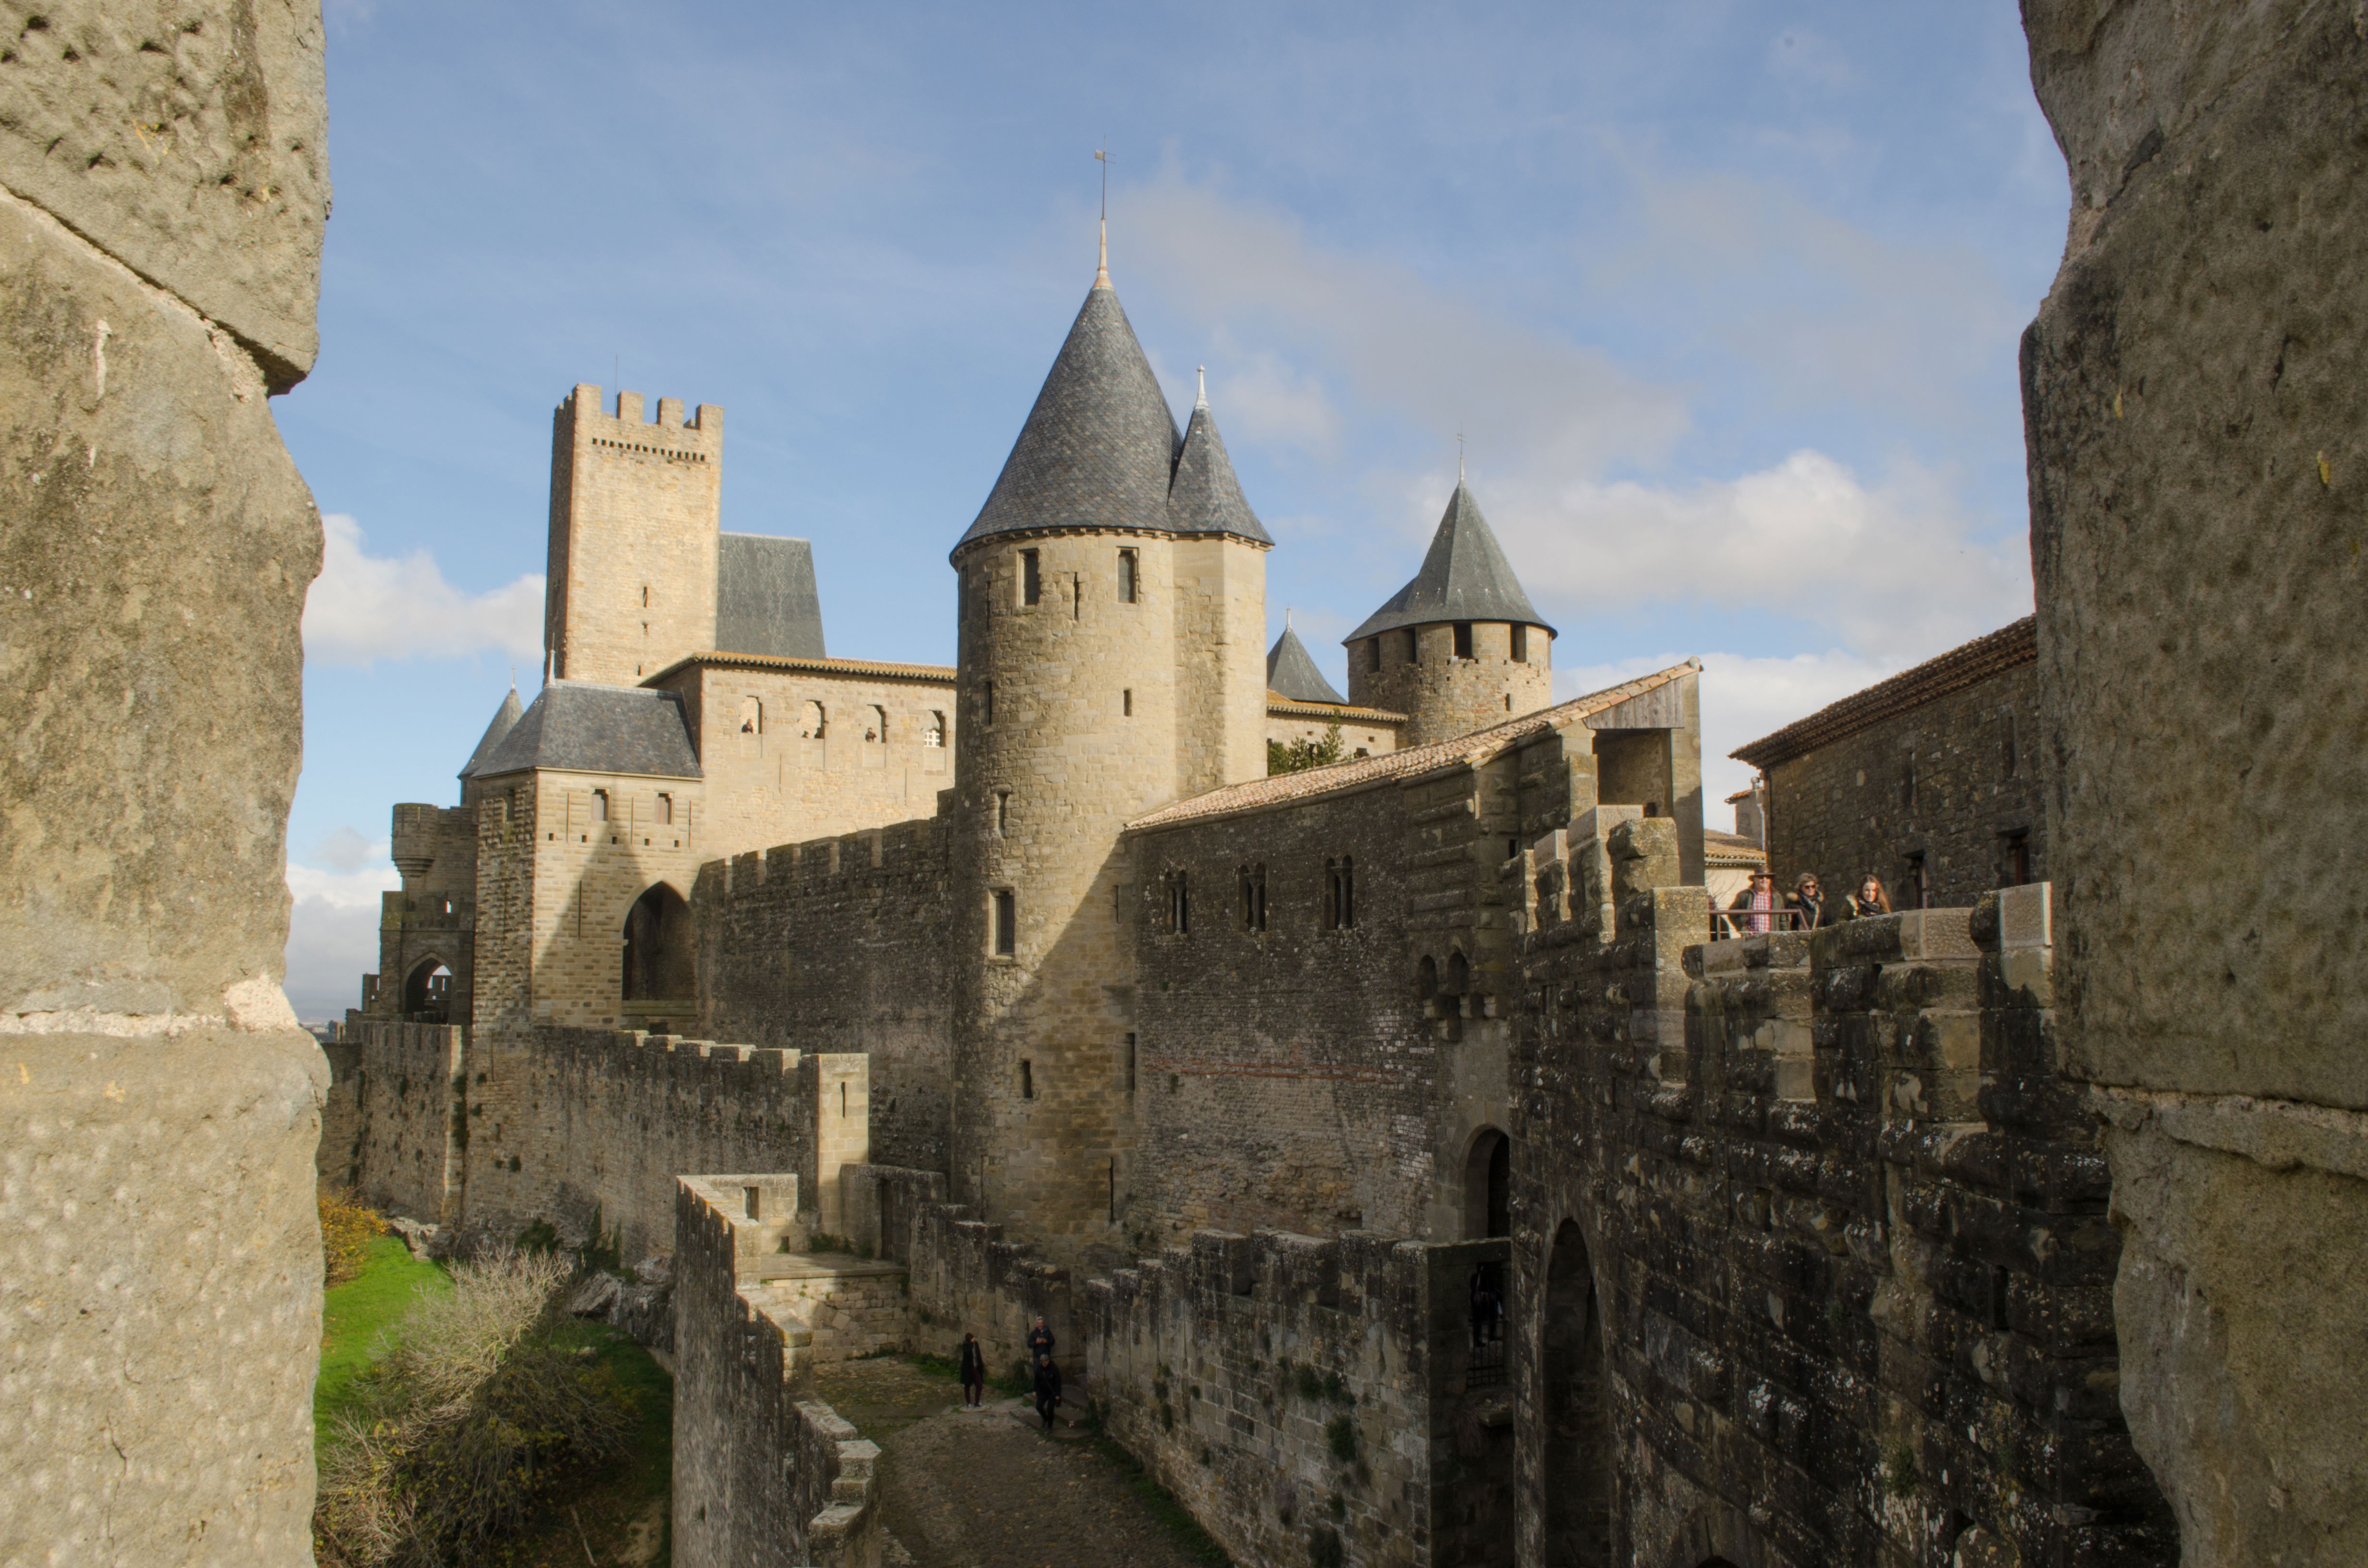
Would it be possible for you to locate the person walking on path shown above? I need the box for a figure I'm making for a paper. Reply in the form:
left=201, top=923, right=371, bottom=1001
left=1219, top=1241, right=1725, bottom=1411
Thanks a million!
left=1025, top=1315, right=1055, bottom=1369
left=1033, top=1353, right=1063, bottom=1432
left=957, top=1331, right=986, bottom=1409
left=1849, top=874, right=1892, bottom=920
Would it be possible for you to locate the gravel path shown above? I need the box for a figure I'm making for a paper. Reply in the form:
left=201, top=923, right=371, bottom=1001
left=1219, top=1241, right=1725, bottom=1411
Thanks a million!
left=811, top=1358, right=1218, bottom=1568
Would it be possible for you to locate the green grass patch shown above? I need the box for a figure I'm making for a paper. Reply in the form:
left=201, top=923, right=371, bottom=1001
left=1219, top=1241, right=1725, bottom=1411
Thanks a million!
left=1076, top=1415, right=1233, bottom=1566
left=316, top=1234, right=446, bottom=1437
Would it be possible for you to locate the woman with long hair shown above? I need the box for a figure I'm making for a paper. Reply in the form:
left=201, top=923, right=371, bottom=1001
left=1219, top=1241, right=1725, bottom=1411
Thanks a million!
left=1849, top=873, right=1892, bottom=919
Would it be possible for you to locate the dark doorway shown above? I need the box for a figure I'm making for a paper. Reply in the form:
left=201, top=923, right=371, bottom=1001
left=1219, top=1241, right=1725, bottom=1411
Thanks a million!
left=1543, top=1220, right=1612, bottom=1568
left=1465, top=1128, right=1511, bottom=1239
left=401, top=959, right=451, bottom=1024
left=621, top=883, right=695, bottom=1002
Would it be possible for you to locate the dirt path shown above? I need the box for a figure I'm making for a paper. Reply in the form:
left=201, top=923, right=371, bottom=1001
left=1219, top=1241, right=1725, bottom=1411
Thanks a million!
left=811, top=1358, right=1219, bottom=1568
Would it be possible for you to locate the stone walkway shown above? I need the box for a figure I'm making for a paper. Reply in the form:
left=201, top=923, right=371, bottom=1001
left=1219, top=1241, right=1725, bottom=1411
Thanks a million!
left=810, top=1357, right=1218, bottom=1568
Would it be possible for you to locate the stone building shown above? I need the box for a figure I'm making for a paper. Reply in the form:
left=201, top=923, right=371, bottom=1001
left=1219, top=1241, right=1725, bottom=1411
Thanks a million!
left=1733, top=617, right=2043, bottom=912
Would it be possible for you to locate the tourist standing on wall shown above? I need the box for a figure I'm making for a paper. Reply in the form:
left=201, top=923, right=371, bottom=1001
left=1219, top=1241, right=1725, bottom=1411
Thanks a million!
left=1849, top=875, right=1892, bottom=920
left=958, top=1332, right=986, bottom=1409
left=1033, top=1354, right=1063, bottom=1432
left=1728, top=870, right=1779, bottom=935
left=1788, top=874, right=1837, bottom=929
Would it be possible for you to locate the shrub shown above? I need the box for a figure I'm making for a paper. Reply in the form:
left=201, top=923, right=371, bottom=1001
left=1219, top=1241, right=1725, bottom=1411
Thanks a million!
left=1269, top=723, right=1347, bottom=777
left=315, top=1249, right=634, bottom=1566
left=321, top=1190, right=389, bottom=1286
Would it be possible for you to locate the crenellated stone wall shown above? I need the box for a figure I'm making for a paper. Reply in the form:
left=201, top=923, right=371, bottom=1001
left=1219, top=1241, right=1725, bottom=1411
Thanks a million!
left=1506, top=810, right=2174, bottom=1566
left=1085, top=1228, right=1516, bottom=1568
left=696, top=818, right=955, bottom=1175
left=672, top=1175, right=884, bottom=1568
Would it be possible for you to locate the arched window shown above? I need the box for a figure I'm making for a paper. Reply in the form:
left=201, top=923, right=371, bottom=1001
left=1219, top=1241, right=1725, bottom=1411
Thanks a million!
left=801, top=701, right=826, bottom=739
left=739, top=695, right=761, bottom=735
left=1165, top=870, right=1190, bottom=935
left=655, top=793, right=673, bottom=826
left=1240, top=864, right=1267, bottom=932
left=925, top=711, right=946, bottom=747
left=1416, top=955, right=1438, bottom=1003
left=401, top=958, right=452, bottom=1024
left=621, top=883, right=694, bottom=1003
left=1446, top=949, right=1470, bottom=996
left=1325, top=856, right=1356, bottom=930
left=1464, top=1128, right=1509, bottom=1239
left=866, top=705, right=887, bottom=744
left=592, top=788, right=609, bottom=822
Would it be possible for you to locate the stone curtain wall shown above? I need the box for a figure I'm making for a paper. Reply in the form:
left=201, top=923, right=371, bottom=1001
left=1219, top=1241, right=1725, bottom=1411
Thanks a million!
left=0, top=5, right=331, bottom=1562
left=341, top=1022, right=467, bottom=1223
left=672, top=1176, right=883, bottom=1568
left=888, top=1197, right=1079, bottom=1387
left=696, top=819, right=955, bottom=1175
left=1762, top=658, right=2043, bottom=912
left=1507, top=817, right=2173, bottom=1563
left=1085, top=1229, right=1516, bottom=1568
left=338, top=1020, right=867, bottom=1264
left=2019, top=4, right=2368, bottom=1561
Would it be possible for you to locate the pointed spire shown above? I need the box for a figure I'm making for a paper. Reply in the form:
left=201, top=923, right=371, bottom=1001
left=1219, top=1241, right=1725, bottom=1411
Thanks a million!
left=1196, top=365, right=1208, bottom=410
left=1344, top=480, right=1556, bottom=644
left=1267, top=624, right=1346, bottom=705
left=458, top=685, right=528, bottom=780
left=1169, top=395, right=1273, bottom=545
left=957, top=281, right=1181, bottom=551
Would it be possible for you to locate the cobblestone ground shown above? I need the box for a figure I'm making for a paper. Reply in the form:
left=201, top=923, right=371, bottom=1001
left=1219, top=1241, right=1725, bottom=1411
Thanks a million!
left=810, top=1357, right=1217, bottom=1568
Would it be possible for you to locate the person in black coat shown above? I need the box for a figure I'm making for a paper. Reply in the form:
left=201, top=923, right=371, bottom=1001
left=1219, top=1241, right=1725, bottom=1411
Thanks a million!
left=1787, top=873, right=1839, bottom=930
left=1032, top=1353, right=1062, bottom=1432
left=1025, top=1315, right=1055, bottom=1367
left=957, top=1331, right=986, bottom=1409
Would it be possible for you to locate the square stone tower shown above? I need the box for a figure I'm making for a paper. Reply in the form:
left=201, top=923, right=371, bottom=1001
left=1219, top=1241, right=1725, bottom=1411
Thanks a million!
left=545, top=385, right=724, bottom=683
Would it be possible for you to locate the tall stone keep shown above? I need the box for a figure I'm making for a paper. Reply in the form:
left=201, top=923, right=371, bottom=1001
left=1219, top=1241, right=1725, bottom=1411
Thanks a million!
left=1344, top=482, right=1555, bottom=747
left=0, top=4, right=331, bottom=1562
left=545, top=384, right=725, bottom=682
left=948, top=263, right=1270, bottom=1263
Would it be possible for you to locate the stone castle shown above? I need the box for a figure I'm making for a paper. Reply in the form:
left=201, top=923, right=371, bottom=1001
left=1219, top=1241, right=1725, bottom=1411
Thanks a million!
left=13, top=6, right=2366, bottom=1567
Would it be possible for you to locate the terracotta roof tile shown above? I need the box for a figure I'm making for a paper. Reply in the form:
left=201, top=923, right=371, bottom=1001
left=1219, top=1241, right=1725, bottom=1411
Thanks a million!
left=646, top=652, right=958, bottom=686
left=1730, top=617, right=2035, bottom=771
left=1131, top=662, right=1697, bottom=831
left=1703, top=828, right=1767, bottom=865
left=1264, top=693, right=1406, bottom=724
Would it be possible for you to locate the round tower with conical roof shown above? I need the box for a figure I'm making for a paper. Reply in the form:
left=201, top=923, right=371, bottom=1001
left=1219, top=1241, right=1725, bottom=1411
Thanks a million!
left=1344, top=482, right=1555, bottom=746
left=948, top=266, right=1271, bottom=1263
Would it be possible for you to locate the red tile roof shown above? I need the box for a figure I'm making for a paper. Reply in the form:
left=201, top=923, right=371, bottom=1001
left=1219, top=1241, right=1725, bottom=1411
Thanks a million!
left=646, top=651, right=958, bottom=686
left=1129, top=662, right=1698, bottom=831
left=1264, top=692, right=1406, bottom=724
left=1729, top=617, right=2035, bottom=771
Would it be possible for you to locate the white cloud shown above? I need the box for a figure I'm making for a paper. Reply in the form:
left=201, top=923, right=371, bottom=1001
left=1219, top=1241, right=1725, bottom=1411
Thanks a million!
left=1481, top=448, right=2030, bottom=660
left=1561, top=646, right=1907, bottom=812
left=304, top=513, right=544, bottom=668
left=1213, top=352, right=1343, bottom=460
left=1126, top=179, right=1691, bottom=481
left=284, top=853, right=400, bottom=1025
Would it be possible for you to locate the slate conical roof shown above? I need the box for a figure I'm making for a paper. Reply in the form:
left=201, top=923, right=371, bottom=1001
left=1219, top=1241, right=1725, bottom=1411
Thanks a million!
left=956, top=280, right=1182, bottom=553
left=1345, top=482, right=1556, bottom=643
left=1266, top=625, right=1346, bottom=704
left=457, top=686, right=526, bottom=780
left=1168, top=403, right=1273, bottom=545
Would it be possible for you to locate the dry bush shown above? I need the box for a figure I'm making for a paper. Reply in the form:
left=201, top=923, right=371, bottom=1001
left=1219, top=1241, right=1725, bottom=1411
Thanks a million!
left=321, top=1189, right=390, bottom=1286
left=315, top=1248, right=634, bottom=1566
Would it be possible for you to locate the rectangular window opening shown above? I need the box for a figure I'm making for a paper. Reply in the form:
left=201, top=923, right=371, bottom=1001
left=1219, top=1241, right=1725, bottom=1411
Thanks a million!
left=1453, top=621, right=1474, bottom=659
left=656, top=793, right=673, bottom=825
left=1326, top=856, right=1357, bottom=930
left=995, top=791, right=1011, bottom=834
left=1125, top=1032, right=1137, bottom=1093
left=1020, top=1059, right=1034, bottom=1100
left=1118, top=548, right=1138, bottom=604
left=1510, top=623, right=1529, bottom=663
left=1366, top=637, right=1382, bottom=674
left=1122, top=688, right=1133, bottom=717
left=1021, top=548, right=1041, bottom=606
left=993, top=890, right=1016, bottom=956
left=1167, top=870, right=1190, bottom=935
left=1904, top=852, right=1931, bottom=910
left=2002, top=710, right=2019, bottom=779
left=592, top=789, right=610, bottom=822
left=743, top=1185, right=762, bottom=1220
left=1242, top=863, right=1268, bottom=932
left=2002, top=831, right=2032, bottom=888
left=982, top=678, right=995, bottom=728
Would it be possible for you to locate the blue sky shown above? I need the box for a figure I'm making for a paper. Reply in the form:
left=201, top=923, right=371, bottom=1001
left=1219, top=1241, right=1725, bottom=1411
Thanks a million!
left=282, top=1, right=2068, bottom=1020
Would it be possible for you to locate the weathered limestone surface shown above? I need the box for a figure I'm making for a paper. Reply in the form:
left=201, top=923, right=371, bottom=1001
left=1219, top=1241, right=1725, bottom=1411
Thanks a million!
left=0, top=1, right=327, bottom=390
left=2023, top=3, right=2368, bottom=1561
left=0, top=5, right=328, bottom=1560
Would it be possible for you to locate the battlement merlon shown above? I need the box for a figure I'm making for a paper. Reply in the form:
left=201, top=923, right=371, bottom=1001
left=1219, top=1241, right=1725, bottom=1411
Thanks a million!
left=559, top=382, right=724, bottom=452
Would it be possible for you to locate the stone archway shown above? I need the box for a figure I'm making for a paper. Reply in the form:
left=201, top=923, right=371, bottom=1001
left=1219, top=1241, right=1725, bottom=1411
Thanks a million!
left=1543, top=1218, right=1612, bottom=1568
left=1464, top=1127, right=1510, bottom=1239
left=621, top=882, right=695, bottom=1004
left=401, top=956, right=452, bottom=1023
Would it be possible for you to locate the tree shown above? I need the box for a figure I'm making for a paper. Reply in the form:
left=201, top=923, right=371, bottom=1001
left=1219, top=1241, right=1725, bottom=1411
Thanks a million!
left=1268, top=723, right=1346, bottom=776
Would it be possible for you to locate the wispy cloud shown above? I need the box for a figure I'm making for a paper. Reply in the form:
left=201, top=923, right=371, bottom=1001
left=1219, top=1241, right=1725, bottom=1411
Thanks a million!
left=284, top=844, right=399, bottom=1025
left=303, top=514, right=544, bottom=668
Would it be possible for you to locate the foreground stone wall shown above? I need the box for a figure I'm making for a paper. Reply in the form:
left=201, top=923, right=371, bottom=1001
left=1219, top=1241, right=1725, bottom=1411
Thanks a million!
left=0, top=5, right=330, bottom=1563
left=1508, top=819, right=2173, bottom=1564
left=2021, top=6, right=2368, bottom=1563
left=672, top=1176, right=883, bottom=1568
left=1086, top=1229, right=1515, bottom=1568
left=697, top=818, right=955, bottom=1175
